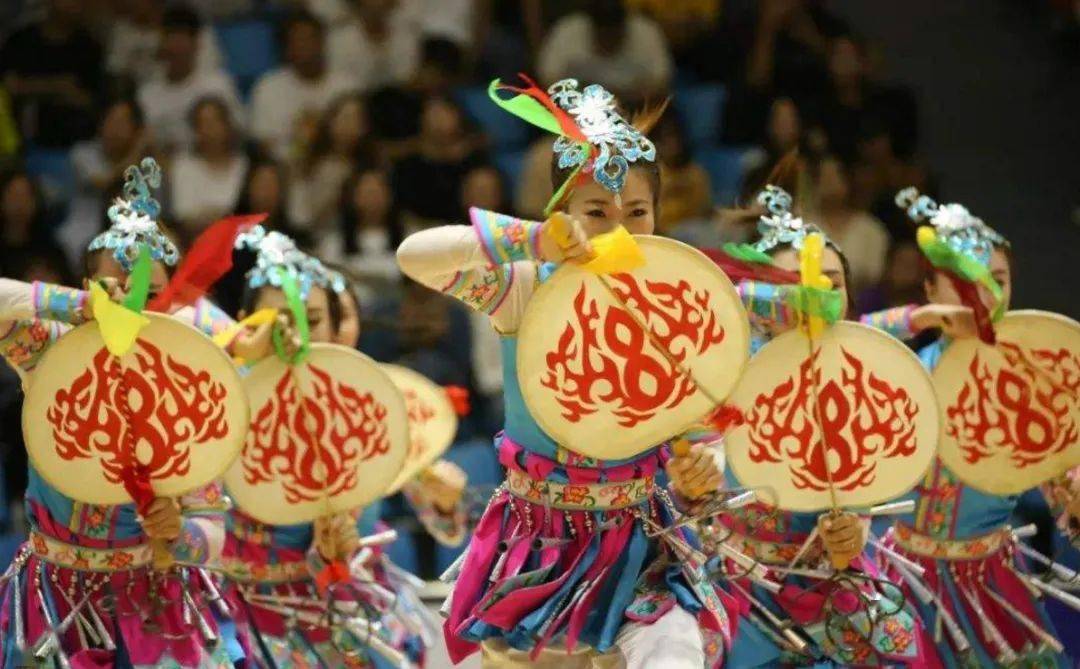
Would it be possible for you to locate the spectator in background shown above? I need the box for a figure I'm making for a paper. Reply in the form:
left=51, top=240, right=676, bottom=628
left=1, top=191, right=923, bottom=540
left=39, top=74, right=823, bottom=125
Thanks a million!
left=250, top=11, right=356, bottom=162
left=515, top=137, right=554, bottom=220
left=538, top=0, right=673, bottom=102
left=0, top=172, right=64, bottom=278
left=626, top=0, right=742, bottom=83
left=107, top=0, right=224, bottom=87
left=739, top=96, right=803, bottom=201
left=326, top=0, right=421, bottom=91
left=289, top=93, right=373, bottom=232
left=324, top=167, right=402, bottom=289
left=651, top=112, right=711, bottom=235
left=235, top=158, right=305, bottom=244
left=460, top=165, right=508, bottom=218
left=136, top=7, right=242, bottom=154
left=60, top=97, right=148, bottom=266
left=852, top=119, right=934, bottom=240
left=392, top=94, right=485, bottom=228
left=0, top=0, right=103, bottom=148
left=367, top=37, right=465, bottom=146
left=806, top=153, right=889, bottom=294
left=473, top=0, right=545, bottom=81
left=856, top=239, right=926, bottom=316
left=169, top=97, right=249, bottom=238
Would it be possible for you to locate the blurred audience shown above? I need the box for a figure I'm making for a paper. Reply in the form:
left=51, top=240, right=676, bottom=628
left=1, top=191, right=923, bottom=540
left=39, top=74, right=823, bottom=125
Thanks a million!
left=235, top=158, right=306, bottom=244
left=326, top=0, right=421, bottom=91
left=136, top=7, right=241, bottom=154
left=856, top=239, right=927, bottom=315
left=169, top=96, right=248, bottom=238
left=740, top=96, right=804, bottom=201
left=289, top=93, right=374, bottom=232
left=460, top=164, right=509, bottom=218
left=0, top=172, right=64, bottom=279
left=107, top=0, right=224, bottom=87
left=515, top=138, right=554, bottom=221
left=0, top=0, right=103, bottom=148
left=652, top=112, right=712, bottom=234
left=322, top=166, right=402, bottom=289
left=250, top=11, right=356, bottom=162
left=538, top=0, right=673, bottom=102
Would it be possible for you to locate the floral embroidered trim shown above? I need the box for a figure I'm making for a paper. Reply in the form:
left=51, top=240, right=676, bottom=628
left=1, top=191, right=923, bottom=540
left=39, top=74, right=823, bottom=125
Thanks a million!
left=860, top=305, right=918, bottom=340
left=0, top=319, right=63, bottom=373
left=220, top=556, right=311, bottom=583
left=892, top=523, right=1009, bottom=560
left=505, top=467, right=654, bottom=510
left=721, top=527, right=823, bottom=566
left=30, top=531, right=152, bottom=571
left=470, top=208, right=543, bottom=265
left=441, top=264, right=514, bottom=315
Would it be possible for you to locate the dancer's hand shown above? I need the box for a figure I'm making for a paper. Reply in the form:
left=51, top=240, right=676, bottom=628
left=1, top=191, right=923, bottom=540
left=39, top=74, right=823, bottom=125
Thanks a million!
left=667, top=443, right=723, bottom=500
left=419, top=460, right=467, bottom=514
left=538, top=213, right=593, bottom=264
left=140, top=497, right=182, bottom=542
left=911, top=304, right=978, bottom=339
left=232, top=317, right=275, bottom=361
left=314, top=512, right=360, bottom=561
left=819, top=511, right=865, bottom=570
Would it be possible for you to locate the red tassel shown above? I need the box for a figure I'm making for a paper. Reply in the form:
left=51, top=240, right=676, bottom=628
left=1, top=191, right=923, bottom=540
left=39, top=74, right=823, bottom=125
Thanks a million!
left=314, top=560, right=351, bottom=594
left=944, top=271, right=996, bottom=344
left=120, top=462, right=154, bottom=515
left=704, top=404, right=744, bottom=434
left=699, top=248, right=801, bottom=285
left=444, top=386, right=471, bottom=416
left=148, top=213, right=267, bottom=312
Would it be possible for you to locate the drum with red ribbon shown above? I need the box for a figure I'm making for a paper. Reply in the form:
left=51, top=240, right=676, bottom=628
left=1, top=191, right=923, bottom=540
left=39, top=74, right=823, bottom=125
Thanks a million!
left=517, top=236, right=750, bottom=460
left=725, top=322, right=940, bottom=512
left=932, top=310, right=1080, bottom=495
left=225, top=344, right=408, bottom=525
left=381, top=364, right=458, bottom=493
left=23, top=313, right=248, bottom=505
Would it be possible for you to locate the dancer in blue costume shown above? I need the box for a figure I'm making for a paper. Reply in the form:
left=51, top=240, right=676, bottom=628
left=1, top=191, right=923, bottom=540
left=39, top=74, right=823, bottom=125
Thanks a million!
left=0, top=158, right=244, bottom=668
left=712, top=184, right=933, bottom=667
left=397, top=77, right=749, bottom=668
left=867, top=188, right=1070, bottom=668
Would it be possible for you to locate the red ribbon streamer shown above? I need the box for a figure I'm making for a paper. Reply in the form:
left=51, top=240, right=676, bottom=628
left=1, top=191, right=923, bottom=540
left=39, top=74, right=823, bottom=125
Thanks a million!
left=444, top=386, right=471, bottom=416
left=944, top=270, right=996, bottom=344
left=314, top=560, right=351, bottom=594
left=700, top=248, right=801, bottom=285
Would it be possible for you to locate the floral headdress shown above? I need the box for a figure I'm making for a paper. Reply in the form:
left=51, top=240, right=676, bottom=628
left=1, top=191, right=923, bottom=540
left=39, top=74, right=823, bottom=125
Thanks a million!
left=752, top=185, right=831, bottom=253
left=235, top=226, right=344, bottom=300
left=87, top=157, right=180, bottom=272
left=895, top=187, right=1008, bottom=267
left=489, top=75, right=656, bottom=213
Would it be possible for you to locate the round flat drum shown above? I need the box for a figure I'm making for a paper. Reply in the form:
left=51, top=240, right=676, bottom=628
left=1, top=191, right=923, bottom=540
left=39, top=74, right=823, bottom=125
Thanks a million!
left=226, top=344, right=408, bottom=525
left=933, top=310, right=1080, bottom=495
left=517, top=236, right=749, bottom=460
left=24, top=313, right=248, bottom=505
left=726, top=322, right=940, bottom=512
left=382, top=364, right=457, bottom=494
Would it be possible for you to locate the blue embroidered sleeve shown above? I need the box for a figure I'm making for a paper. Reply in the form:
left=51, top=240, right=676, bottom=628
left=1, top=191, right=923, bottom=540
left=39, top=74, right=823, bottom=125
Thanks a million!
left=470, top=207, right=543, bottom=264
left=737, top=280, right=795, bottom=328
left=859, top=305, right=918, bottom=340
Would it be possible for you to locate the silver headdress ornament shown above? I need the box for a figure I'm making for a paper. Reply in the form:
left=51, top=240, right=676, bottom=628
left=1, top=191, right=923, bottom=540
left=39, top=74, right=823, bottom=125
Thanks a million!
left=752, top=185, right=829, bottom=253
left=87, top=157, right=179, bottom=272
left=235, top=226, right=344, bottom=300
left=547, top=79, right=656, bottom=195
left=895, top=187, right=1008, bottom=266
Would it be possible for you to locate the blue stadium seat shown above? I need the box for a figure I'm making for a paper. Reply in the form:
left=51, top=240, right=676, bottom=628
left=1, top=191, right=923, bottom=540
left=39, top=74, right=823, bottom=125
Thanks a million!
left=215, top=19, right=278, bottom=98
left=443, top=437, right=502, bottom=487
left=25, top=146, right=75, bottom=213
left=383, top=523, right=420, bottom=574
left=694, top=145, right=750, bottom=206
left=492, top=149, right=526, bottom=204
left=673, top=84, right=726, bottom=148
left=456, top=86, right=529, bottom=150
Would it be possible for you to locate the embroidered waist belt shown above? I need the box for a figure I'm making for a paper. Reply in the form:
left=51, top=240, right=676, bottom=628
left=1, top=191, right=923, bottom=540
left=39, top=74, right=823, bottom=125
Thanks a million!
left=220, top=556, right=311, bottom=584
left=505, top=468, right=654, bottom=511
left=892, top=524, right=1009, bottom=561
left=722, top=528, right=823, bottom=566
left=29, top=531, right=152, bottom=572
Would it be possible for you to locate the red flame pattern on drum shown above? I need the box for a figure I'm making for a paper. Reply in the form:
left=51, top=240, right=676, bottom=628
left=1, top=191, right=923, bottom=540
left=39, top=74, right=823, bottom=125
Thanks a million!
left=46, top=342, right=229, bottom=483
left=542, top=274, right=726, bottom=427
left=243, top=364, right=390, bottom=504
left=746, top=349, right=918, bottom=491
left=948, top=341, right=1079, bottom=468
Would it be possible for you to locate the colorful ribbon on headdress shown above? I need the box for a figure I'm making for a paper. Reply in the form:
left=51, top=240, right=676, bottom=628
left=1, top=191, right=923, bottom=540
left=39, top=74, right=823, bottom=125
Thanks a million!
left=917, top=226, right=1003, bottom=343
left=148, top=213, right=266, bottom=312
left=488, top=76, right=592, bottom=215
left=272, top=268, right=311, bottom=364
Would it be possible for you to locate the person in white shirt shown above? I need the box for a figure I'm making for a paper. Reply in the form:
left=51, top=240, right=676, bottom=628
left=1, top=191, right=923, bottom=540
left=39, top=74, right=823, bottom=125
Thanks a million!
left=136, top=7, right=242, bottom=154
left=537, top=0, right=673, bottom=102
left=249, top=11, right=357, bottom=162
left=107, top=0, right=223, bottom=86
left=168, top=96, right=249, bottom=238
left=325, top=0, right=421, bottom=91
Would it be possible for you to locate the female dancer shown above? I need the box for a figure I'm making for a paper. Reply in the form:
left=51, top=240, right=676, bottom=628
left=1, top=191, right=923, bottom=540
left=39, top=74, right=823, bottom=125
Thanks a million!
left=397, top=78, right=735, bottom=668
left=0, top=158, right=242, bottom=667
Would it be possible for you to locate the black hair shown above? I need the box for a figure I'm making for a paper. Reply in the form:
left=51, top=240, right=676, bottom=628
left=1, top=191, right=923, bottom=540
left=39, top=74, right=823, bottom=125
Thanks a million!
left=303, top=92, right=372, bottom=172
left=188, top=95, right=237, bottom=139
left=163, top=6, right=201, bottom=35
left=338, top=167, right=403, bottom=255
left=278, top=10, right=324, bottom=50
left=322, top=262, right=361, bottom=339
left=420, top=37, right=463, bottom=77
left=100, top=96, right=145, bottom=130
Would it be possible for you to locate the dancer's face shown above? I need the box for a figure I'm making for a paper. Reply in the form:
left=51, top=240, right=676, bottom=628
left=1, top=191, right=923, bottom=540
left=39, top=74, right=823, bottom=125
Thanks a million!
left=924, top=246, right=1012, bottom=312
left=254, top=284, right=334, bottom=344
left=563, top=169, right=656, bottom=239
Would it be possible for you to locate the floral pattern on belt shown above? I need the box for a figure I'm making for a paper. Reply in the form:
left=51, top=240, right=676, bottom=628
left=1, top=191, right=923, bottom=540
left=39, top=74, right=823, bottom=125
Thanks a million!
left=892, top=523, right=1007, bottom=560
left=221, top=556, right=310, bottom=583
left=505, top=468, right=654, bottom=510
left=30, top=531, right=152, bottom=571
